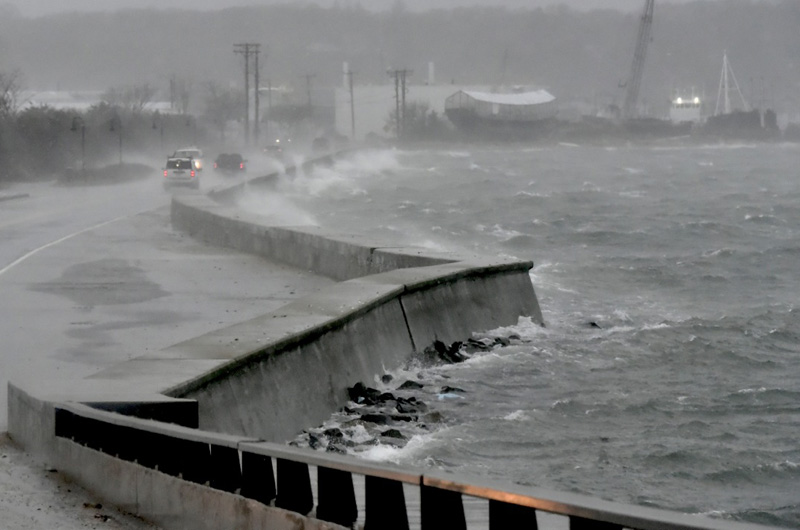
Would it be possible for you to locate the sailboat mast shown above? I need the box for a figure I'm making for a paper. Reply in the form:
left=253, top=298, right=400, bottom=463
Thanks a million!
left=724, top=53, right=731, bottom=114
left=714, top=51, right=749, bottom=116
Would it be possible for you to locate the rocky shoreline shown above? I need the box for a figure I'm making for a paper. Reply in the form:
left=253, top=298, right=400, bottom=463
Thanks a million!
left=291, top=332, right=529, bottom=456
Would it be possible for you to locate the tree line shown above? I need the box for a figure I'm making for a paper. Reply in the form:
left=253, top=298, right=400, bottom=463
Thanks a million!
left=0, top=73, right=247, bottom=182
left=0, top=1, right=796, bottom=112
left=1, top=1, right=799, bottom=180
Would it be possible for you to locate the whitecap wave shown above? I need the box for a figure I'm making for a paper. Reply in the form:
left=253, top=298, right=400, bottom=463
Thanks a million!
left=358, top=431, right=442, bottom=463
left=236, top=190, right=317, bottom=226
left=502, top=410, right=528, bottom=421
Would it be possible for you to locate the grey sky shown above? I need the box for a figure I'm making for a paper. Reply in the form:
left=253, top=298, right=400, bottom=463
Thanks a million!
left=3, top=0, right=749, bottom=18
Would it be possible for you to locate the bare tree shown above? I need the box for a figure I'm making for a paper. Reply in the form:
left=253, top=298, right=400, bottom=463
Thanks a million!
left=0, top=69, right=25, bottom=117
left=130, top=83, right=156, bottom=114
left=175, top=78, right=192, bottom=115
left=203, top=82, right=242, bottom=139
left=102, top=83, right=156, bottom=114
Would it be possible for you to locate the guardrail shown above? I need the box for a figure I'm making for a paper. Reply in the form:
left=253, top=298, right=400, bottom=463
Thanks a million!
left=54, top=402, right=772, bottom=530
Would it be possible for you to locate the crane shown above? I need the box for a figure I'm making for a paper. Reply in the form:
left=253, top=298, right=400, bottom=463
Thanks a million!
left=622, top=0, right=655, bottom=120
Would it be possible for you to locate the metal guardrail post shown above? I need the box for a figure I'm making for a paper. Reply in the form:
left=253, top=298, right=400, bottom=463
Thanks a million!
left=571, top=516, right=623, bottom=530
left=241, top=452, right=276, bottom=505
left=316, top=466, right=357, bottom=527
left=421, top=484, right=467, bottom=530
left=106, top=424, right=135, bottom=460
left=209, top=444, right=242, bottom=493
left=275, top=458, right=314, bottom=515
left=489, top=499, right=539, bottom=530
left=136, top=431, right=163, bottom=469
left=93, top=420, right=116, bottom=455
left=54, top=409, right=75, bottom=440
left=158, top=436, right=185, bottom=477
left=162, top=437, right=209, bottom=480
left=181, top=441, right=212, bottom=485
left=365, top=475, right=410, bottom=530
left=73, top=414, right=94, bottom=447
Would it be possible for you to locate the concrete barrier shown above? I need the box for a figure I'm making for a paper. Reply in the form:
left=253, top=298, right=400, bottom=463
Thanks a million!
left=170, top=194, right=464, bottom=281
left=8, top=155, right=546, bottom=529
left=165, top=187, right=542, bottom=440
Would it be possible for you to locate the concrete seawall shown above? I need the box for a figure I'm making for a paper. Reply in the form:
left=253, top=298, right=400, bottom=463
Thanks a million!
left=6, top=160, right=781, bottom=530
left=168, top=191, right=543, bottom=441
left=7, top=161, right=545, bottom=529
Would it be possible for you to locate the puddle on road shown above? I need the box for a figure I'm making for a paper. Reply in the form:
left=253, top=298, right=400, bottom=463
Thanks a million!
left=32, top=258, right=168, bottom=306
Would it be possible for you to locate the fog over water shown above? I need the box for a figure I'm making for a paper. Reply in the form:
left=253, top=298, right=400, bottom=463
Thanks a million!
left=4, top=0, right=762, bottom=18
left=240, top=143, right=800, bottom=529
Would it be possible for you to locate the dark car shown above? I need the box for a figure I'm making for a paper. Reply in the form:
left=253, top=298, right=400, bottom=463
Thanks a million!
left=263, top=145, right=284, bottom=161
left=213, top=153, right=246, bottom=174
left=264, top=137, right=290, bottom=160
left=311, top=136, right=331, bottom=153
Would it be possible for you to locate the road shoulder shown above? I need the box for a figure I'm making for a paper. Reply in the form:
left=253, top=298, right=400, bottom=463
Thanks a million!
left=0, top=433, right=162, bottom=529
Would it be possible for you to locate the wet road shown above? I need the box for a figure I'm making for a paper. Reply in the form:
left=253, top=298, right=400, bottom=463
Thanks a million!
left=0, top=177, right=332, bottom=430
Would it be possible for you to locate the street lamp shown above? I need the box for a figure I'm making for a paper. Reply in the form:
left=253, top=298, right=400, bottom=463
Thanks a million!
left=152, top=111, right=164, bottom=150
left=109, top=112, right=123, bottom=166
left=185, top=115, right=197, bottom=144
left=70, top=116, right=86, bottom=172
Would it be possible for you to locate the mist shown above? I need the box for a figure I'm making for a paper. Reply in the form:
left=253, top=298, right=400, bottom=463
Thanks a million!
left=1, top=1, right=795, bottom=121
left=3, top=0, right=771, bottom=18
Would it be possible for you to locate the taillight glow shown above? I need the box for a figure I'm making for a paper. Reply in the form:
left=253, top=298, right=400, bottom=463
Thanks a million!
left=163, top=170, right=168, bottom=177
left=191, top=170, right=196, bottom=177
left=240, top=163, right=244, bottom=169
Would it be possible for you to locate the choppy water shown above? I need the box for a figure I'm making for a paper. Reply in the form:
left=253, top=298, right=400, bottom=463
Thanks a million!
left=241, top=142, right=800, bottom=528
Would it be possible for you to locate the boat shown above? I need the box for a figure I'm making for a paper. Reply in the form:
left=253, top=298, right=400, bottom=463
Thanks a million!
left=697, top=52, right=779, bottom=140
left=669, top=92, right=703, bottom=125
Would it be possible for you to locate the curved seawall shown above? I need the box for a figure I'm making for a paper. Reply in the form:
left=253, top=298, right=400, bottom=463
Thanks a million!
left=7, top=160, right=778, bottom=530
left=168, top=190, right=543, bottom=441
left=7, top=161, right=545, bottom=529
left=8, top=159, right=544, bottom=459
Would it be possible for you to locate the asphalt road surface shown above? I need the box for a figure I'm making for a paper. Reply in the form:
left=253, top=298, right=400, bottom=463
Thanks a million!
left=0, top=176, right=332, bottom=431
left=0, top=174, right=333, bottom=529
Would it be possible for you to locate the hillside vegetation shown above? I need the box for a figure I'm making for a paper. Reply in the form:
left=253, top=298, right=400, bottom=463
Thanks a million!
left=0, top=1, right=797, bottom=115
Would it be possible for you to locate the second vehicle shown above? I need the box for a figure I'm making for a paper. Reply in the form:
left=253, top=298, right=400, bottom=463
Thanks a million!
left=213, top=153, right=246, bottom=174
left=172, top=147, right=204, bottom=171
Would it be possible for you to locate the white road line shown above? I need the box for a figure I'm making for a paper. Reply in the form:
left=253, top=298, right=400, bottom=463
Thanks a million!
left=0, top=214, right=131, bottom=277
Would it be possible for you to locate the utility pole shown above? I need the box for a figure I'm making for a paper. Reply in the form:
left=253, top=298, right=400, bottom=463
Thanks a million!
left=393, top=71, right=400, bottom=138
left=266, top=78, right=272, bottom=141
left=401, top=69, right=409, bottom=136
left=301, top=73, right=316, bottom=118
left=169, top=76, right=176, bottom=111
left=254, top=47, right=261, bottom=145
left=346, top=70, right=356, bottom=140
left=387, top=68, right=412, bottom=139
left=234, top=43, right=261, bottom=145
